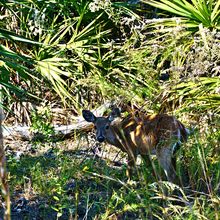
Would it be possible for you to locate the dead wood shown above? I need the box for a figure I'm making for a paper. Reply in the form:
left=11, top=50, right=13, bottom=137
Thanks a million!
left=3, top=101, right=113, bottom=141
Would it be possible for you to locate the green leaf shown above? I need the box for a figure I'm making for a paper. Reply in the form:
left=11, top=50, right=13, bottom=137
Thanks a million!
left=0, top=28, right=42, bottom=45
left=142, top=0, right=220, bottom=29
left=53, top=196, right=60, bottom=201
left=211, top=0, right=220, bottom=22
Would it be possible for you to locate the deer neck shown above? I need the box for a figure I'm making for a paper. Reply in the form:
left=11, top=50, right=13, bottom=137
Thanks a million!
left=105, top=121, right=127, bottom=152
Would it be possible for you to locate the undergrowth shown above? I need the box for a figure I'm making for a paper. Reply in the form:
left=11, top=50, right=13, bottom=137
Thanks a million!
left=4, top=114, right=220, bottom=219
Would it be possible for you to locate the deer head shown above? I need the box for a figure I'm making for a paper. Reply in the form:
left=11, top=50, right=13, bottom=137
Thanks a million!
left=82, top=108, right=121, bottom=143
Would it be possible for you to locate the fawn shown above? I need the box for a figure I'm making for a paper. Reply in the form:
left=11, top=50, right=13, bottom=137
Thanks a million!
left=82, top=108, right=189, bottom=182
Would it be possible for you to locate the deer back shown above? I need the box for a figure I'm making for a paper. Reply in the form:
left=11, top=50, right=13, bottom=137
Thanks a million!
left=106, top=113, right=188, bottom=156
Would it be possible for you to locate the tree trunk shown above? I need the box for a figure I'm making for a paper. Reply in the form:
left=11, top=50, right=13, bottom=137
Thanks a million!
left=0, top=88, right=11, bottom=220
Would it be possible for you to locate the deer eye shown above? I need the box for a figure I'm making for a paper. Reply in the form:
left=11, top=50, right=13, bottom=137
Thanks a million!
left=105, top=125, right=110, bottom=130
left=94, top=125, right=97, bottom=129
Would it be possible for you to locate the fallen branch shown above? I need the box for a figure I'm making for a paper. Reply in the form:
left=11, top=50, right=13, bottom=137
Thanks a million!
left=3, top=101, right=113, bottom=141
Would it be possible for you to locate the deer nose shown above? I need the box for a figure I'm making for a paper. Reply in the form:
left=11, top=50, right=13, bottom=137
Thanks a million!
left=97, top=136, right=105, bottom=143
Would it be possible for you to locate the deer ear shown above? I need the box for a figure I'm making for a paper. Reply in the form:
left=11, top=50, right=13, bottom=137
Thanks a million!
left=82, top=110, right=96, bottom=123
left=108, top=107, right=121, bottom=122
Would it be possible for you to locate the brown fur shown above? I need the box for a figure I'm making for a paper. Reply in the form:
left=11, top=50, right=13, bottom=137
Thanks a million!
left=82, top=109, right=188, bottom=182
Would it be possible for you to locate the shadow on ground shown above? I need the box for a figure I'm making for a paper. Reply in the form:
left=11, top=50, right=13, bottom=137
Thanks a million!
left=0, top=143, right=129, bottom=220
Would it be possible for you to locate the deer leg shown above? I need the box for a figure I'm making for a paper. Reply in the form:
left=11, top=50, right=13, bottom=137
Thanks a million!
left=126, top=154, right=137, bottom=180
left=141, top=154, right=158, bottom=180
left=141, top=154, right=151, bottom=167
left=156, top=147, right=177, bottom=183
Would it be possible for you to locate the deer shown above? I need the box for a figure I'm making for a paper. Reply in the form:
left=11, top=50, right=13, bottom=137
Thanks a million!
left=82, top=108, right=189, bottom=183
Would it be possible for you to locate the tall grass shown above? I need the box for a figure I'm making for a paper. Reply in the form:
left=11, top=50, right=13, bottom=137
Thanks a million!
left=4, top=121, right=220, bottom=219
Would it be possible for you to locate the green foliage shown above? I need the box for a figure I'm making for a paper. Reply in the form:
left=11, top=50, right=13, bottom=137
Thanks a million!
left=142, top=0, right=220, bottom=30
left=6, top=125, right=220, bottom=219
left=134, top=1, right=220, bottom=114
left=0, top=0, right=113, bottom=106
left=161, top=77, right=220, bottom=113
left=0, top=44, right=37, bottom=103
left=30, top=106, right=55, bottom=141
